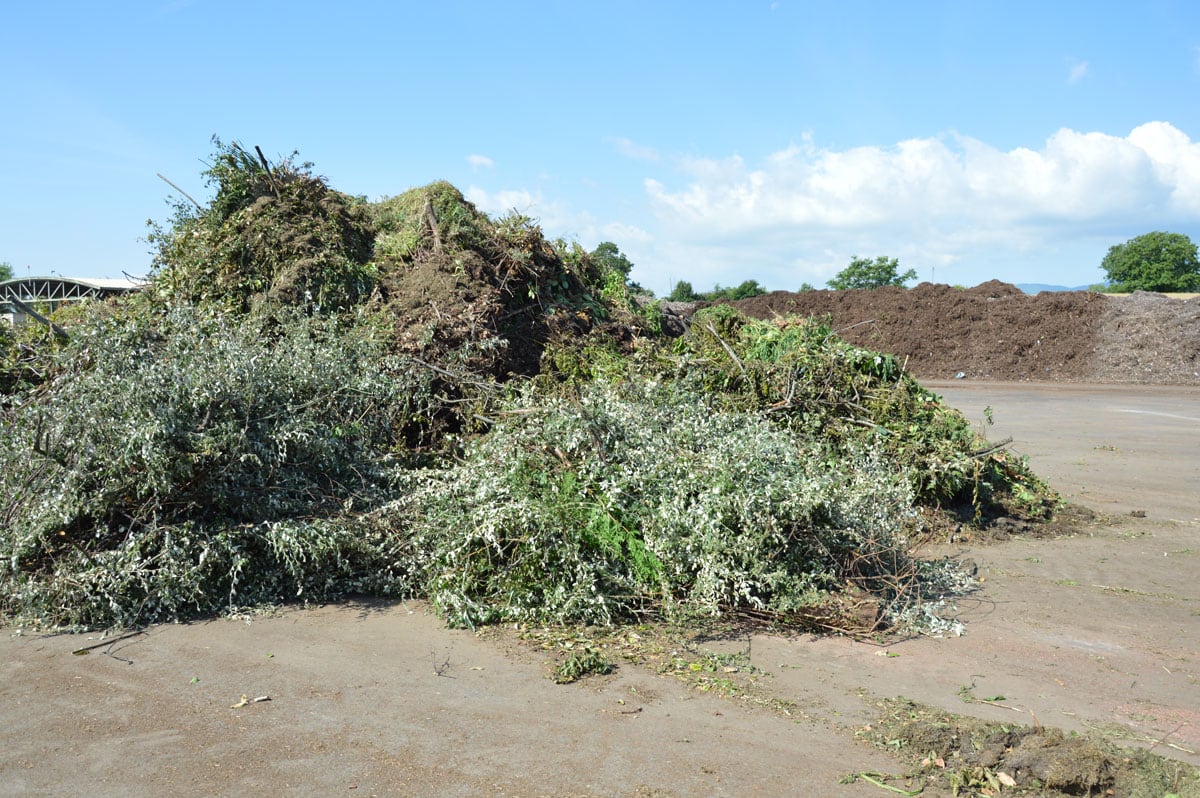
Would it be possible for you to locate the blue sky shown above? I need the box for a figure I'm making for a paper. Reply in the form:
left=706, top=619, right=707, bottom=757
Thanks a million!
left=3, top=1, right=1199, bottom=295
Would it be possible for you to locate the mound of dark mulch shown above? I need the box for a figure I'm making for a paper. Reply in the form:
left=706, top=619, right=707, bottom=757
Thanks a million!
left=728, top=282, right=1200, bottom=384
left=870, top=697, right=1200, bottom=797
left=1093, top=291, right=1200, bottom=384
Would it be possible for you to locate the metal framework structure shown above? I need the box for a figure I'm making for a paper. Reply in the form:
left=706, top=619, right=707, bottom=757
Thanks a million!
left=1, top=276, right=144, bottom=306
left=1, top=276, right=146, bottom=329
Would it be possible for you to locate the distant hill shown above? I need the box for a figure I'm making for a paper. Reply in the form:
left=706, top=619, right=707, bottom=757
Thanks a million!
left=1016, top=283, right=1093, bottom=294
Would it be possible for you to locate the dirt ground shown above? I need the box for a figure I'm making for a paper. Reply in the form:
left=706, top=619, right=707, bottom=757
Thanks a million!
left=730, top=283, right=1200, bottom=385
left=3, top=381, right=1197, bottom=796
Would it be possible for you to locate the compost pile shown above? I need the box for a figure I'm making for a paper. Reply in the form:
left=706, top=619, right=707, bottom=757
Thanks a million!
left=0, top=142, right=1054, bottom=633
left=730, top=282, right=1200, bottom=384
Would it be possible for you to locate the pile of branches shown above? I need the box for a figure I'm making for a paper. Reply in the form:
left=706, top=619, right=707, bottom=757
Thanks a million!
left=147, top=139, right=376, bottom=312
left=0, top=140, right=1056, bottom=632
left=652, top=305, right=1055, bottom=516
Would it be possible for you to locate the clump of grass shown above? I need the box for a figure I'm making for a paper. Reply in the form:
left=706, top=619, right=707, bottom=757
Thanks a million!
left=554, top=646, right=614, bottom=683
left=864, top=697, right=1200, bottom=798
left=147, top=138, right=376, bottom=313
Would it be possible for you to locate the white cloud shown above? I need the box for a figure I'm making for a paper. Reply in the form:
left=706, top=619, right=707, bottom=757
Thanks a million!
left=465, top=184, right=597, bottom=243
left=1067, top=59, right=1089, bottom=84
left=465, top=185, right=541, bottom=216
left=1128, top=121, right=1200, bottom=211
left=638, top=123, right=1200, bottom=292
left=450, top=125, right=1200, bottom=296
left=611, top=137, right=660, bottom=162
left=601, top=221, right=652, bottom=243
left=466, top=154, right=494, bottom=171
left=647, top=123, right=1197, bottom=237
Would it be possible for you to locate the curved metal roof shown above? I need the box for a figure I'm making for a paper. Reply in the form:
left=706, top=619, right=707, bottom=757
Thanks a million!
left=0, top=276, right=147, bottom=303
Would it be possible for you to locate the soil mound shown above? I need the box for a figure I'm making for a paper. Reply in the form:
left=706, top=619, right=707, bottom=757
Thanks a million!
left=729, top=283, right=1200, bottom=384
left=1092, top=290, right=1200, bottom=384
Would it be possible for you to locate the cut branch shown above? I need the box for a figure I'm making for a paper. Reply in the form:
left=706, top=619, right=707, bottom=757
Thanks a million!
left=254, top=145, right=280, bottom=197
left=8, top=296, right=69, bottom=342
left=970, top=437, right=1014, bottom=459
left=156, top=173, right=203, bottom=211
left=704, top=321, right=747, bottom=379
left=424, top=197, right=443, bottom=254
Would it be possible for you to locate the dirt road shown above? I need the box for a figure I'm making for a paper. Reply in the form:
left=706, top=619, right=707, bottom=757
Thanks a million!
left=749, top=382, right=1200, bottom=763
left=933, top=381, right=1200, bottom=522
left=3, top=384, right=1198, bottom=796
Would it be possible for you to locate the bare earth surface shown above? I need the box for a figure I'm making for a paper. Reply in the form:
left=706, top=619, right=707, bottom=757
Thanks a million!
left=730, top=284, right=1200, bottom=384
left=3, top=381, right=1198, bottom=796
left=752, top=383, right=1200, bottom=762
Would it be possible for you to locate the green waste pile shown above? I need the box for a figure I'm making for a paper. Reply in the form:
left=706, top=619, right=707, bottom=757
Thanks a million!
left=0, top=140, right=1056, bottom=632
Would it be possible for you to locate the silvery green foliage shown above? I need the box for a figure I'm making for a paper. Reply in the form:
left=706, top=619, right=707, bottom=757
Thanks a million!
left=0, top=307, right=413, bottom=628
left=0, top=307, right=973, bottom=632
left=388, top=381, right=969, bottom=629
left=2, top=518, right=410, bottom=629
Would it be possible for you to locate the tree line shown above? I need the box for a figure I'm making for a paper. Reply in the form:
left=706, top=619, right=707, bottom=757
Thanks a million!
left=661, top=231, right=1200, bottom=298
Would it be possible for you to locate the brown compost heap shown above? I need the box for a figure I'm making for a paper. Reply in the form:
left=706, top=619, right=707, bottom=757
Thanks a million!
left=723, top=281, right=1200, bottom=384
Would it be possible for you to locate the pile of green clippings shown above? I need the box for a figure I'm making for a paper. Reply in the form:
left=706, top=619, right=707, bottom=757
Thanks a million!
left=0, top=141, right=1055, bottom=632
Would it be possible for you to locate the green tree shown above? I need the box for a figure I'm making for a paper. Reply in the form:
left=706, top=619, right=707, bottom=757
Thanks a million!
left=827, top=256, right=917, bottom=290
left=697, top=280, right=768, bottom=301
left=590, top=241, right=633, bottom=279
left=667, top=280, right=698, bottom=302
left=1100, top=231, right=1200, bottom=293
left=590, top=241, right=649, bottom=297
left=727, top=279, right=767, bottom=300
left=0, top=261, right=13, bottom=282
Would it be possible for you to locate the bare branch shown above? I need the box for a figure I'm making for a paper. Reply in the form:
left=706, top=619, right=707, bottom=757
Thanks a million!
left=156, top=173, right=203, bottom=211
